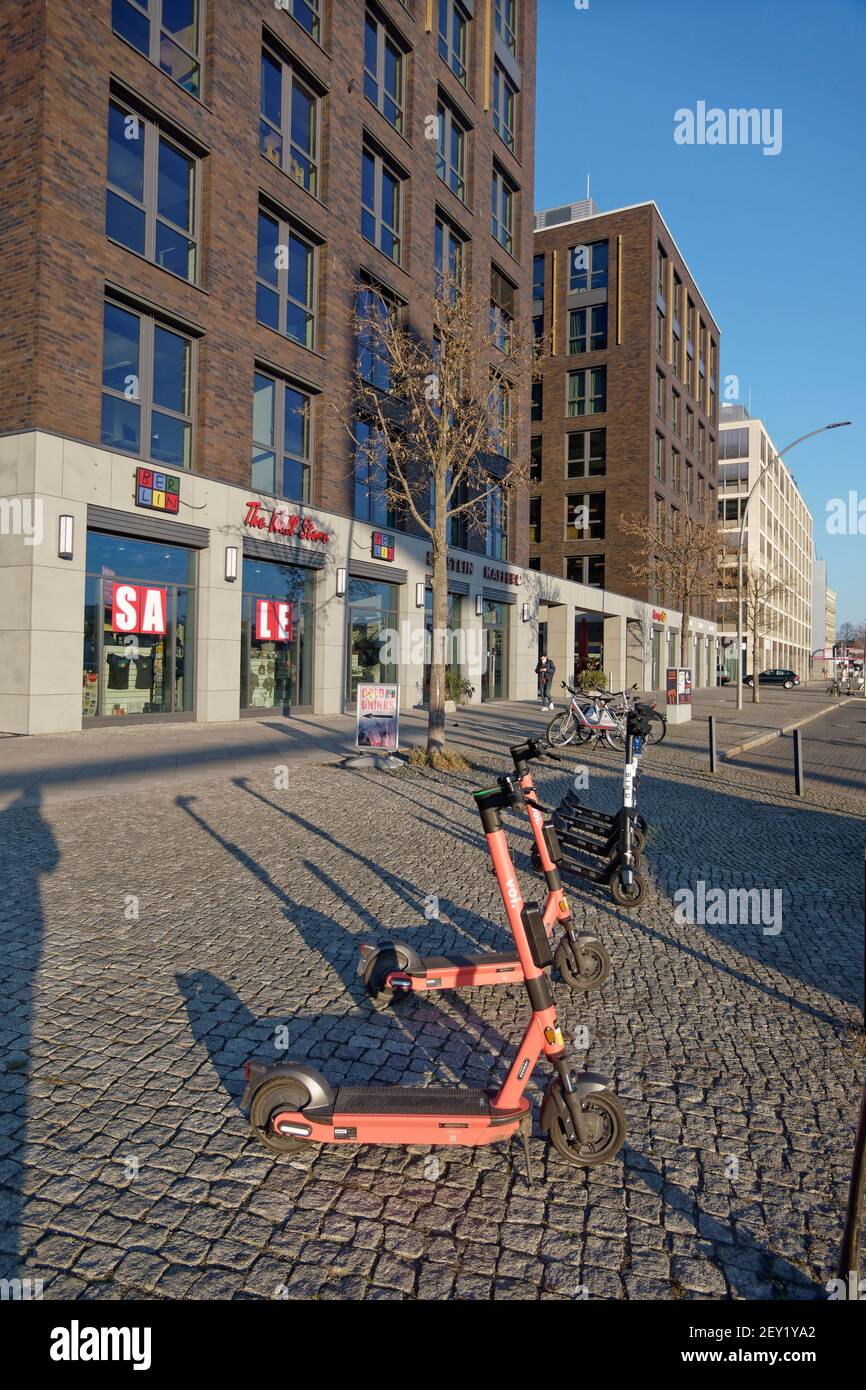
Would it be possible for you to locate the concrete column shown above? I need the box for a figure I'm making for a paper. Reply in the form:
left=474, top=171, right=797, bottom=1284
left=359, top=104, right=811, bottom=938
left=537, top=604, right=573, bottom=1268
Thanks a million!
left=543, top=601, right=574, bottom=695
left=603, top=613, right=626, bottom=691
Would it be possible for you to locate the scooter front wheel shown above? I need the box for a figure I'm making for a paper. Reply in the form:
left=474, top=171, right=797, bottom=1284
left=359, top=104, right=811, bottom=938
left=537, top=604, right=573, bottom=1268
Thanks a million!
left=610, top=870, right=646, bottom=907
left=249, top=1077, right=313, bottom=1155
left=547, top=1086, right=626, bottom=1166
left=362, top=946, right=411, bottom=1011
left=554, top=936, right=610, bottom=992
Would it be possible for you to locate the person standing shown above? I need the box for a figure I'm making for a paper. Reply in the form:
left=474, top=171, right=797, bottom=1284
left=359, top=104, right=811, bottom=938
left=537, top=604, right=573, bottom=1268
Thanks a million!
left=535, top=654, right=556, bottom=710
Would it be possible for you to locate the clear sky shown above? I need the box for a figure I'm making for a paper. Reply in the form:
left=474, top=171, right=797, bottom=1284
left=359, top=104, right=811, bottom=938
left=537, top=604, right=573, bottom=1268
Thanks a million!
left=535, top=0, right=865, bottom=630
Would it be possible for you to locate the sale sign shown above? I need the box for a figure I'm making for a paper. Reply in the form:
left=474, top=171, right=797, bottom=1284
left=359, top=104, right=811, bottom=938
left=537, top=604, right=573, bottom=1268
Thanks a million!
left=112, top=584, right=167, bottom=635
left=255, top=599, right=293, bottom=642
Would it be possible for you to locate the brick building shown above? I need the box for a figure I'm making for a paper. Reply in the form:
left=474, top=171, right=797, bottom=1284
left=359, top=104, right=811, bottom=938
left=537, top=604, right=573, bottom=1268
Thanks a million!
left=0, top=0, right=545, bottom=733
left=531, top=200, right=721, bottom=688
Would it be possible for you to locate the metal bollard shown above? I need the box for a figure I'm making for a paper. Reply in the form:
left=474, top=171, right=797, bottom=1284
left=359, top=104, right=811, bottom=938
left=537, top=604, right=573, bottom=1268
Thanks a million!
left=708, top=715, right=717, bottom=773
left=793, top=728, right=804, bottom=796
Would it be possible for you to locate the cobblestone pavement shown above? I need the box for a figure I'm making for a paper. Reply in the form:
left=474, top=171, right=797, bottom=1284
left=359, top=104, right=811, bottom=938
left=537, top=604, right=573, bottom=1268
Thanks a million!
left=1, top=706, right=864, bottom=1301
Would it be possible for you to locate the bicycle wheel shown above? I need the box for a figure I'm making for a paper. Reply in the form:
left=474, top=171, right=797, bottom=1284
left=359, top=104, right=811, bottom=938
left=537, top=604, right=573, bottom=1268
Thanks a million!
left=644, top=711, right=667, bottom=745
left=547, top=710, right=576, bottom=747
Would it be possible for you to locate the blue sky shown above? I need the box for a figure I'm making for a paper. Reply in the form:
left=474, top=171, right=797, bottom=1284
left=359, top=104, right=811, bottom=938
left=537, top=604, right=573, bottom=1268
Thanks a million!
left=535, top=0, right=865, bottom=629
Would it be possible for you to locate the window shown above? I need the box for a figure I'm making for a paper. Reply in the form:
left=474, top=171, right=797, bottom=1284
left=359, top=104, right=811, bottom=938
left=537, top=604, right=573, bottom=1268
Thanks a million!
left=101, top=299, right=193, bottom=468
left=529, top=495, right=541, bottom=543
left=354, top=419, right=395, bottom=526
left=672, top=389, right=681, bottom=435
left=698, top=420, right=705, bottom=463
left=566, top=555, right=605, bottom=588
left=686, top=406, right=695, bottom=449
left=528, top=556, right=540, bottom=571
left=491, top=165, right=515, bottom=254
left=286, top=0, right=321, bottom=42
left=106, top=100, right=199, bottom=283
left=685, top=460, right=693, bottom=502
left=492, top=64, right=516, bottom=151
left=719, top=426, right=749, bottom=459
left=361, top=145, right=403, bottom=263
left=252, top=371, right=312, bottom=502
left=356, top=285, right=396, bottom=391
left=256, top=208, right=316, bottom=348
left=111, top=0, right=202, bottom=97
left=656, top=369, right=666, bottom=419
left=439, top=0, right=469, bottom=87
left=672, top=273, right=682, bottom=368
left=568, top=305, right=607, bottom=354
left=565, top=492, right=604, bottom=541
left=656, top=243, right=667, bottom=302
left=532, top=252, right=545, bottom=302
left=530, top=381, right=542, bottom=421
left=486, top=487, right=508, bottom=559
left=530, top=436, right=542, bottom=482
left=566, top=429, right=605, bottom=478
left=489, top=379, right=512, bottom=459
left=654, top=495, right=664, bottom=535
left=364, top=12, right=405, bottom=132
left=671, top=448, right=681, bottom=493
left=260, top=47, right=319, bottom=195
left=687, top=297, right=695, bottom=373
left=436, top=101, right=467, bottom=200
left=435, top=215, right=465, bottom=300
left=656, top=307, right=665, bottom=354
left=654, top=432, right=665, bottom=481
left=494, top=0, right=517, bottom=53
left=568, top=240, right=608, bottom=292
left=567, top=367, right=606, bottom=416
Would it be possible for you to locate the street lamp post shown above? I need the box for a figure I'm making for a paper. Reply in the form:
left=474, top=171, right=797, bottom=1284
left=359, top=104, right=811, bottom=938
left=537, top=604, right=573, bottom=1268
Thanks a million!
left=734, top=421, right=852, bottom=712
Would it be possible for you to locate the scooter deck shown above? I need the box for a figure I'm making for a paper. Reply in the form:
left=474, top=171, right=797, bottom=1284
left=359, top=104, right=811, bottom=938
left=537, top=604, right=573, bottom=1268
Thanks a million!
left=335, top=1085, right=492, bottom=1116
left=419, top=951, right=518, bottom=971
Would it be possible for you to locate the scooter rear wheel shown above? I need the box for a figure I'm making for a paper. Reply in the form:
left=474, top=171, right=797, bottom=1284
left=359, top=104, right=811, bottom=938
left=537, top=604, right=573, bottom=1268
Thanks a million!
left=250, top=1077, right=313, bottom=1155
left=363, top=946, right=411, bottom=1011
left=554, top=936, right=610, bottom=991
left=547, top=1086, right=627, bottom=1166
left=610, top=870, right=646, bottom=907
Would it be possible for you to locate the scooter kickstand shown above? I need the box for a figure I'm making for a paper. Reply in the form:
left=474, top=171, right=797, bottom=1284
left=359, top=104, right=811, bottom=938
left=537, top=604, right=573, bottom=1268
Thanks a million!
left=517, top=1115, right=533, bottom=1188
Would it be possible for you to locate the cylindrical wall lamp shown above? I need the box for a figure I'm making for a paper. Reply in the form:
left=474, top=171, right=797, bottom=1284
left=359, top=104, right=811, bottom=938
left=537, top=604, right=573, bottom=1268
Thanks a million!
left=475, top=593, right=483, bottom=618
left=225, top=546, right=238, bottom=582
left=336, top=567, right=347, bottom=598
left=522, top=601, right=530, bottom=623
left=415, top=581, right=426, bottom=608
left=58, top=515, right=74, bottom=560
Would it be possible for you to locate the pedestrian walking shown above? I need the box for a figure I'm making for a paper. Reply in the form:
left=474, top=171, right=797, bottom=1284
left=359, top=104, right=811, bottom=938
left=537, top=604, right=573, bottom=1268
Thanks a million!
left=535, top=654, right=556, bottom=710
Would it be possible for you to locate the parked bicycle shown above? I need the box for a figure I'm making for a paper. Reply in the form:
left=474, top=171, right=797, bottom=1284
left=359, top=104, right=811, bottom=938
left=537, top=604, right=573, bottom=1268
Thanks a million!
left=546, top=681, right=666, bottom=749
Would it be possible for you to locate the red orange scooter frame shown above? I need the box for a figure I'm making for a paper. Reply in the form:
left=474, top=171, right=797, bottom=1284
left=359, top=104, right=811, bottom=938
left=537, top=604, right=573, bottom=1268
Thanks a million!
left=244, top=782, right=626, bottom=1176
left=359, top=759, right=609, bottom=1008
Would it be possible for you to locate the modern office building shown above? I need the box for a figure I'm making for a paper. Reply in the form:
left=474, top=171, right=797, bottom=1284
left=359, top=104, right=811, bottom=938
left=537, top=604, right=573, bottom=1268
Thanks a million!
left=1, top=0, right=549, bottom=733
left=717, top=405, right=814, bottom=681
left=530, top=199, right=721, bottom=689
left=810, top=558, right=836, bottom=675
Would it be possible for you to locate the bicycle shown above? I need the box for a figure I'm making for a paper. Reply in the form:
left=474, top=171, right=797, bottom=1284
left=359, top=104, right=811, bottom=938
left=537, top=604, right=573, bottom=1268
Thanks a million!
left=546, top=682, right=666, bottom=749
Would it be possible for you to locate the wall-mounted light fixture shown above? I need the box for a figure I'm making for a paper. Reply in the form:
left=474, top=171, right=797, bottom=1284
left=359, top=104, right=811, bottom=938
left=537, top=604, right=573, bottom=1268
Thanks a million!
left=415, top=581, right=426, bottom=608
left=522, top=601, right=531, bottom=623
left=475, top=594, right=484, bottom=618
left=225, top=545, right=238, bottom=582
left=58, top=515, right=74, bottom=560
left=336, top=567, right=347, bottom=598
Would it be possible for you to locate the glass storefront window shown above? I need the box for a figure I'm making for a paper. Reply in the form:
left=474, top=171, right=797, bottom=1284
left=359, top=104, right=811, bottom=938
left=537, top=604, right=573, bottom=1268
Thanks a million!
left=241, top=558, right=314, bottom=711
left=423, top=590, right=462, bottom=701
left=482, top=600, right=509, bottom=702
left=346, top=577, right=398, bottom=705
left=82, top=530, right=195, bottom=720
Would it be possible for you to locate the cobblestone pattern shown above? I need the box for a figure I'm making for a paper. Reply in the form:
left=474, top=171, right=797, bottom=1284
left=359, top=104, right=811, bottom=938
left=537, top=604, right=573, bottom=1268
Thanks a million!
left=0, top=712, right=863, bottom=1301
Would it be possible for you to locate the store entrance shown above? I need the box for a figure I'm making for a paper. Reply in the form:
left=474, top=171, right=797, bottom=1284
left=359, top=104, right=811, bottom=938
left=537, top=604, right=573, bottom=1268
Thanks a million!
left=481, top=601, right=509, bottom=701
left=241, top=557, right=313, bottom=713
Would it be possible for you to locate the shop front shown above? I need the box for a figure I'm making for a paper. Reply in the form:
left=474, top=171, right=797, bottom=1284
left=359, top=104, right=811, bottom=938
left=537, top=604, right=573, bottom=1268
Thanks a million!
left=344, top=557, right=406, bottom=710
left=423, top=584, right=468, bottom=703
left=240, top=553, right=316, bottom=714
left=481, top=595, right=512, bottom=701
left=82, top=516, right=204, bottom=724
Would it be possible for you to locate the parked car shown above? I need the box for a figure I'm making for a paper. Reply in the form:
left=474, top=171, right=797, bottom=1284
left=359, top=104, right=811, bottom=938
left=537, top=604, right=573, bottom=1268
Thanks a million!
left=743, top=669, right=800, bottom=689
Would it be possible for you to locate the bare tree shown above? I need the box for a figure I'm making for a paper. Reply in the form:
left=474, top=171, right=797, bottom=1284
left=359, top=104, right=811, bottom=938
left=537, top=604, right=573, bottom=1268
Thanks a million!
left=721, top=561, right=789, bottom=703
left=619, top=499, right=720, bottom=668
left=341, top=274, right=531, bottom=762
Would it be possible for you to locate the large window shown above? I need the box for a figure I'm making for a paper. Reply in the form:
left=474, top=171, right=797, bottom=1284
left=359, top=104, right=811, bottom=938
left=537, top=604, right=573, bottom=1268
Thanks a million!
left=566, top=492, right=605, bottom=541
left=568, top=239, right=608, bottom=292
left=529, top=495, right=541, bottom=544
left=242, top=558, right=313, bottom=713
left=252, top=371, right=312, bottom=502
left=494, top=0, right=517, bottom=53
left=720, top=426, right=750, bottom=459
left=530, top=436, right=542, bottom=482
left=491, top=166, right=515, bottom=255
left=436, top=101, right=467, bottom=201
left=567, top=367, right=606, bottom=416
left=530, top=381, right=543, bottom=421
left=492, top=64, right=516, bottom=151
left=106, top=100, right=198, bottom=282
left=490, top=267, right=515, bottom=351
left=435, top=215, right=465, bottom=301
left=101, top=300, right=193, bottom=468
left=112, top=0, right=202, bottom=97
left=656, top=368, right=666, bottom=418
left=285, top=0, right=320, bottom=42
left=486, top=487, right=508, bottom=559
left=438, top=0, right=469, bottom=87
left=356, top=285, right=396, bottom=391
left=260, top=47, right=319, bottom=195
left=654, top=431, right=665, bottom=481
left=354, top=419, right=395, bottom=526
left=256, top=209, right=316, bottom=348
left=566, top=429, right=605, bottom=478
left=568, top=305, right=607, bottom=354
left=361, top=146, right=403, bottom=264
left=566, top=554, right=605, bottom=589
left=364, top=11, right=405, bottom=132
left=347, top=578, right=399, bottom=705
left=489, top=380, right=512, bottom=459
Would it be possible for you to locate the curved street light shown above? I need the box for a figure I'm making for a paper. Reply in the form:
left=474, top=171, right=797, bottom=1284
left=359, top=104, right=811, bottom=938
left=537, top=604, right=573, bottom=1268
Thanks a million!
left=733, top=420, right=852, bottom=710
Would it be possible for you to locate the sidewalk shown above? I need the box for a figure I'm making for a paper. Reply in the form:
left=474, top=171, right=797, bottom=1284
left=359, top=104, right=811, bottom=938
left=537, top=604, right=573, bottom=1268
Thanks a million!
left=0, top=684, right=855, bottom=808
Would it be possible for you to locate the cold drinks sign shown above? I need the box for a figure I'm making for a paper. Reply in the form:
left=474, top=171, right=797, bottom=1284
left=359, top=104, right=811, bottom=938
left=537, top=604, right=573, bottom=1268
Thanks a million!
left=356, top=683, right=400, bottom=752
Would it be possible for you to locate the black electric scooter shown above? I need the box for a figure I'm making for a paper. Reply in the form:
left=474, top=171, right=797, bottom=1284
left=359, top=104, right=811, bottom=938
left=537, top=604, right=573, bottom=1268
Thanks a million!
left=548, top=704, right=652, bottom=906
left=555, top=712, right=649, bottom=849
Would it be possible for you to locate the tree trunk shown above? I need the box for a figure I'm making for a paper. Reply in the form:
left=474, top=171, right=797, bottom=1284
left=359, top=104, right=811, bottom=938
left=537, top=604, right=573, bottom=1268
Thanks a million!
left=426, top=471, right=448, bottom=758
left=679, top=591, right=689, bottom=668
